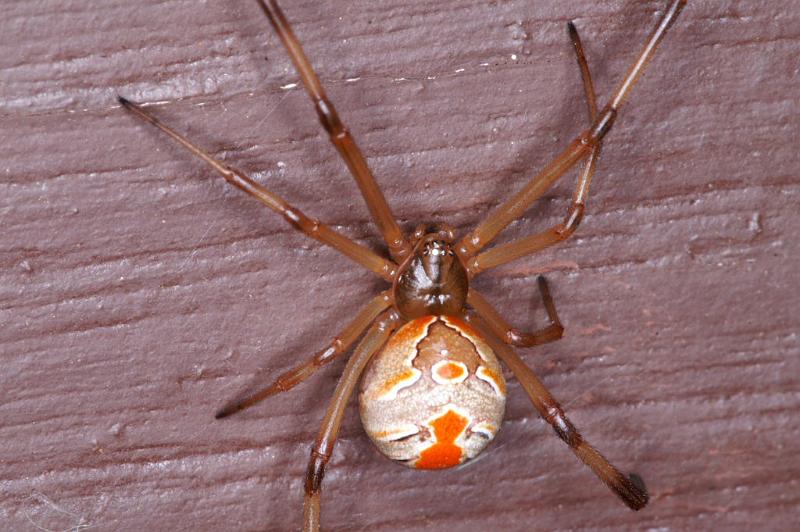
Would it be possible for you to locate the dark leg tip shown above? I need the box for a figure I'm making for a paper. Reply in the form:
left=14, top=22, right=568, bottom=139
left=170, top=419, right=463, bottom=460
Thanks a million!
left=626, top=473, right=650, bottom=510
left=629, top=472, right=648, bottom=495
left=214, top=406, right=236, bottom=419
left=117, top=95, right=130, bottom=106
left=567, top=21, right=581, bottom=42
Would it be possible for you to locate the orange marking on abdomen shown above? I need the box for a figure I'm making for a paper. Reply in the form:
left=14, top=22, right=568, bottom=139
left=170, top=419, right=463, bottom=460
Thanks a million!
left=476, top=366, right=506, bottom=395
left=377, top=368, right=421, bottom=400
left=415, top=409, right=469, bottom=470
left=391, top=315, right=437, bottom=345
left=431, top=360, right=468, bottom=384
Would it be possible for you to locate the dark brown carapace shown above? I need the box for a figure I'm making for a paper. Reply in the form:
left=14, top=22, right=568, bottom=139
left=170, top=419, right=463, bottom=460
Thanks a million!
left=120, top=0, right=688, bottom=530
left=394, top=224, right=468, bottom=320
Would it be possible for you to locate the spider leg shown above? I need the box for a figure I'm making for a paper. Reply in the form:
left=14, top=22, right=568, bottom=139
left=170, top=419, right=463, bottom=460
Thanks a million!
left=568, top=18, right=603, bottom=212
left=468, top=315, right=649, bottom=511
left=458, top=0, right=687, bottom=263
left=468, top=276, right=563, bottom=347
left=303, top=311, right=401, bottom=532
left=215, top=291, right=393, bottom=418
left=254, top=0, right=411, bottom=262
left=466, top=22, right=602, bottom=276
left=570, top=21, right=600, bottom=123
left=119, top=97, right=395, bottom=281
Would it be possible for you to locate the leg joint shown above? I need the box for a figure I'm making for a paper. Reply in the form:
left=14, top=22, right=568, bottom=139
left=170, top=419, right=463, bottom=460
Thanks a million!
left=506, top=328, right=525, bottom=345
left=304, top=449, right=330, bottom=495
left=556, top=203, right=585, bottom=239
left=583, top=107, right=617, bottom=146
left=283, top=206, right=319, bottom=235
left=465, top=256, right=482, bottom=277
left=546, top=406, right=584, bottom=448
left=548, top=322, right=565, bottom=341
left=507, top=323, right=563, bottom=347
left=315, top=342, right=341, bottom=365
left=315, top=98, right=345, bottom=137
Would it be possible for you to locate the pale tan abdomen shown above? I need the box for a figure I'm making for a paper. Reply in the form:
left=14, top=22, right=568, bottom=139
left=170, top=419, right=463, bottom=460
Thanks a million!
left=358, top=315, right=506, bottom=469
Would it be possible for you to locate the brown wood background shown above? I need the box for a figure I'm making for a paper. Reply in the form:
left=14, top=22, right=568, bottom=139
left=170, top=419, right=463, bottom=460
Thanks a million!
left=2, top=0, right=798, bottom=530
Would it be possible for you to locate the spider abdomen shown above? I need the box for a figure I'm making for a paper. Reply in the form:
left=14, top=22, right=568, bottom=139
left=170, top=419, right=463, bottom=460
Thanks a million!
left=359, top=315, right=506, bottom=469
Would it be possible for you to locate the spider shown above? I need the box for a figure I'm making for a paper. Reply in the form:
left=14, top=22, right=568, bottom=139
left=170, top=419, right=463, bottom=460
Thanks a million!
left=120, top=0, right=687, bottom=529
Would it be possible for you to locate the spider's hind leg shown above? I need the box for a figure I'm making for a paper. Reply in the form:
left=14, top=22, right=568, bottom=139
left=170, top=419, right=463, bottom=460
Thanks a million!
left=303, top=311, right=400, bottom=531
left=470, top=315, right=649, bottom=511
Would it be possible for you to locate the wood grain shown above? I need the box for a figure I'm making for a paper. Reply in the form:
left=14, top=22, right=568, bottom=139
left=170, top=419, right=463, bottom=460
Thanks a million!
left=2, top=0, right=798, bottom=530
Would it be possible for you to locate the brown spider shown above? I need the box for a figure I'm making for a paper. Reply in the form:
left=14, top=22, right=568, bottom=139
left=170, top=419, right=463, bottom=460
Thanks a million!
left=120, top=0, right=687, bottom=529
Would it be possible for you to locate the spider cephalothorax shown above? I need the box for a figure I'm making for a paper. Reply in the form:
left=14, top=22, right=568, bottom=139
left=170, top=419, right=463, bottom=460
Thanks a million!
left=121, top=0, right=686, bottom=529
left=393, top=223, right=468, bottom=320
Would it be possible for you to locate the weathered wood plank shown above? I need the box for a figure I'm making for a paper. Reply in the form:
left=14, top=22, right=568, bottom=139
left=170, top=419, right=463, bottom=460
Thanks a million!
left=2, top=0, right=798, bottom=530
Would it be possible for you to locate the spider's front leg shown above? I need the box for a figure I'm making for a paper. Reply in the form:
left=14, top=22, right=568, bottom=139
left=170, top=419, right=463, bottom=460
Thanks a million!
left=303, top=311, right=400, bottom=532
left=465, top=22, right=600, bottom=277
left=254, top=0, right=412, bottom=262
left=459, top=0, right=688, bottom=273
left=118, top=97, right=396, bottom=282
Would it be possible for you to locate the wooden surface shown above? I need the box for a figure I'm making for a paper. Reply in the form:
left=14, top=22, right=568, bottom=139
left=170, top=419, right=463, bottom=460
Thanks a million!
left=2, top=0, right=799, bottom=530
